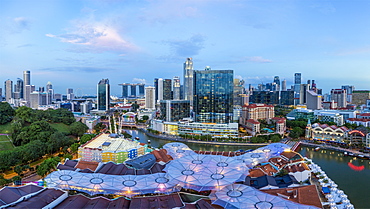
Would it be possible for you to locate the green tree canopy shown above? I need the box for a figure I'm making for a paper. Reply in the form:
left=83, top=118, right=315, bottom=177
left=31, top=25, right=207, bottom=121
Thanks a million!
left=70, top=121, right=88, bottom=137
left=0, top=102, right=15, bottom=124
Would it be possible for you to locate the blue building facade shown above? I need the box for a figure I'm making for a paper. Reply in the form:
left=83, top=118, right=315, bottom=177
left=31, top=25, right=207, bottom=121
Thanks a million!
left=193, top=69, right=233, bottom=123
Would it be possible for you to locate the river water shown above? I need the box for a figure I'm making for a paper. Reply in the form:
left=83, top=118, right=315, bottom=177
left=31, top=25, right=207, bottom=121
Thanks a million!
left=125, top=129, right=370, bottom=208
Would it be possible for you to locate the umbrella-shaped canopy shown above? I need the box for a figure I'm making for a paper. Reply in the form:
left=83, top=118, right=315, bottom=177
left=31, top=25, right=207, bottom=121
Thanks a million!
left=144, top=172, right=181, bottom=194
left=210, top=184, right=320, bottom=209
left=44, top=170, right=84, bottom=190
left=163, top=142, right=196, bottom=159
left=77, top=173, right=116, bottom=195
left=114, top=174, right=148, bottom=197
left=165, top=154, right=248, bottom=191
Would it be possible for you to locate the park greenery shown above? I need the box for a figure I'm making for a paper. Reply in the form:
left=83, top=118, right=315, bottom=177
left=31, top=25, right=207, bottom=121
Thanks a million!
left=0, top=104, right=89, bottom=174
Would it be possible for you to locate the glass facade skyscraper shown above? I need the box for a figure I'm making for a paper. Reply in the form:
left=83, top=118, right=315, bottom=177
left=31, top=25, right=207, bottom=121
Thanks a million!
left=97, top=79, right=110, bottom=111
left=183, top=58, right=194, bottom=103
left=193, top=69, right=233, bottom=123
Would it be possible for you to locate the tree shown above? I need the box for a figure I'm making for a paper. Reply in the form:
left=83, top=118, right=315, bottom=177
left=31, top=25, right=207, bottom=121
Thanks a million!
left=70, top=143, right=80, bottom=153
left=70, top=122, right=88, bottom=137
left=0, top=102, right=15, bottom=124
left=15, top=106, right=36, bottom=123
left=289, top=127, right=304, bottom=139
left=36, top=157, right=60, bottom=178
left=14, top=165, right=23, bottom=176
left=79, top=134, right=95, bottom=144
left=142, top=115, right=149, bottom=121
left=131, top=102, right=139, bottom=112
left=93, top=122, right=106, bottom=133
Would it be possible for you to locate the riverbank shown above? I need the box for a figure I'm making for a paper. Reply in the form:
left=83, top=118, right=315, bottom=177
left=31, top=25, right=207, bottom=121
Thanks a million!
left=138, top=128, right=269, bottom=146
left=300, top=141, right=370, bottom=158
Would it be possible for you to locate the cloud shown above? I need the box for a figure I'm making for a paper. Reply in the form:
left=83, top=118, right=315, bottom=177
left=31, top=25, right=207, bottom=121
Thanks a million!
left=38, top=66, right=114, bottom=73
left=46, top=20, right=137, bottom=53
left=132, top=78, right=146, bottom=84
left=162, top=34, right=206, bottom=57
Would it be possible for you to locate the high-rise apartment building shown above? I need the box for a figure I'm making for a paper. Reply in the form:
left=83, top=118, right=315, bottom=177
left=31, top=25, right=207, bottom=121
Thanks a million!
left=145, top=86, right=155, bottom=110
left=173, top=76, right=181, bottom=100
left=97, top=79, right=110, bottom=111
left=331, top=89, right=347, bottom=108
left=193, top=69, right=233, bottom=123
left=183, top=58, right=194, bottom=103
left=4, top=79, right=13, bottom=103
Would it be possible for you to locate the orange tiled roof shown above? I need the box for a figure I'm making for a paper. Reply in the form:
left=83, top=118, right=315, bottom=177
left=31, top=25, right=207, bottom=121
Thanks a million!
left=75, top=161, right=99, bottom=171
left=261, top=185, right=322, bottom=208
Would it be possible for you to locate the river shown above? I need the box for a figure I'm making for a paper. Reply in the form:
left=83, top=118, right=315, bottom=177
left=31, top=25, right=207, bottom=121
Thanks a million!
left=124, top=129, right=370, bottom=208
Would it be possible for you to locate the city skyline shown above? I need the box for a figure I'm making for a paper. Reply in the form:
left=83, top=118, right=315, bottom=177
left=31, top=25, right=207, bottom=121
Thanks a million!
left=1, top=0, right=369, bottom=96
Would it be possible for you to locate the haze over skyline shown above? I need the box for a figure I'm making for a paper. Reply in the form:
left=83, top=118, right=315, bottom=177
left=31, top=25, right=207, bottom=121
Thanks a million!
left=1, top=0, right=369, bottom=96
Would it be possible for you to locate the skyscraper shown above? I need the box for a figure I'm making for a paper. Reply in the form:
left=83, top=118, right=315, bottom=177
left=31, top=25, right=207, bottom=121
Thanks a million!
left=15, top=78, right=24, bottom=99
left=282, top=79, right=287, bottom=91
left=193, top=69, right=233, bottom=123
left=4, top=79, right=13, bottom=103
left=173, top=76, right=181, bottom=100
left=294, top=73, right=302, bottom=105
left=273, top=76, right=280, bottom=91
left=183, top=58, right=194, bottom=103
left=97, top=79, right=110, bottom=111
left=46, top=81, right=54, bottom=102
left=145, top=86, right=155, bottom=110
left=163, top=79, right=172, bottom=100
left=66, top=88, right=74, bottom=100
left=138, top=84, right=145, bottom=98
left=23, top=71, right=30, bottom=86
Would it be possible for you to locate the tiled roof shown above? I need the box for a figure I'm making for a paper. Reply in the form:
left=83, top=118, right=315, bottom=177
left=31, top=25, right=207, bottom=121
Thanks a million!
left=7, top=188, right=65, bottom=209
left=261, top=185, right=322, bottom=208
left=246, top=119, right=260, bottom=124
left=75, top=161, right=99, bottom=171
left=0, top=184, right=44, bottom=206
left=130, top=193, right=184, bottom=209
left=151, top=149, right=173, bottom=163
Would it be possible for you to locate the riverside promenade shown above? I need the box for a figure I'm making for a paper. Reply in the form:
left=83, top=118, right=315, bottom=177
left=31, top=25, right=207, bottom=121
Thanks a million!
left=299, top=141, right=370, bottom=158
left=138, top=128, right=269, bottom=146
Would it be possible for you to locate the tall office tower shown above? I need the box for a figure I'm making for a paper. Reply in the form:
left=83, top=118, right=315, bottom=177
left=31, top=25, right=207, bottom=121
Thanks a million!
left=23, top=71, right=30, bottom=85
left=138, top=84, right=145, bottom=98
left=299, top=84, right=310, bottom=104
left=273, top=76, right=280, bottom=91
left=29, top=91, right=41, bottom=109
left=24, top=85, right=35, bottom=104
left=38, top=87, right=45, bottom=93
left=145, top=86, right=155, bottom=110
left=14, top=78, right=24, bottom=99
left=341, top=85, right=355, bottom=103
left=130, top=84, right=137, bottom=97
left=156, top=78, right=164, bottom=102
left=163, top=79, right=172, bottom=100
left=0, top=87, right=2, bottom=100
left=306, top=90, right=322, bottom=110
left=66, top=88, right=74, bottom=100
left=46, top=81, right=53, bottom=92
left=282, top=79, right=287, bottom=91
left=294, top=73, right=301, bottom=85
left=331, top=89, right=347, bottom=108
left=97, top=79, right=110, bottom=111
left=173, top=76, right=181, bottom=100
left=183, top=57, right=194, bottom=104
left=233, top=78, right=245, bottom=106
left=46, top=81, right=54, bottom=101
left=294, top=73, right=302, bottom=105
left=193, top=69, right=233, bottom=123
left=4, top=79, right=13, bottom=103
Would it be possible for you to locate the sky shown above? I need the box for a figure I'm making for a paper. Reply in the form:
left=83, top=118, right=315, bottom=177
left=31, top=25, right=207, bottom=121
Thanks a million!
left=1, top=0, right=370, bottom=97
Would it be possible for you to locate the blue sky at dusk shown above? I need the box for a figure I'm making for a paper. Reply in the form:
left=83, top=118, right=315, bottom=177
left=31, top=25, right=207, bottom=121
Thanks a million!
left=1, top=0, right=369, bottom=96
